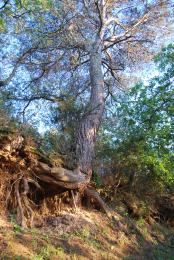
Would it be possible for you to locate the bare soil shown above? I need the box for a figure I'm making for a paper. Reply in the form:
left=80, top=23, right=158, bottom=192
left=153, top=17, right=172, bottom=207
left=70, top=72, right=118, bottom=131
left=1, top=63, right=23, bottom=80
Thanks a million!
left=0, top=209, right=174, bottom=260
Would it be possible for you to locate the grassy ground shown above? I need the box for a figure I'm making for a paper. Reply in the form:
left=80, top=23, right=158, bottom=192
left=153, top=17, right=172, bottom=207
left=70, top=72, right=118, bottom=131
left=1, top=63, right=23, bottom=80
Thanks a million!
left=0, top=210, right=174, bottom=260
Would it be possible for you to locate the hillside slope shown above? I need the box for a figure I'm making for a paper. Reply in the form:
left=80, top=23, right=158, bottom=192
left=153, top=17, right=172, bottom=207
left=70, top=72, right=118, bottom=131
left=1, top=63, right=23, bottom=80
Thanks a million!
left=0, top=131, right=173, bottom=259
left=0, top=209, right=174, bottom=260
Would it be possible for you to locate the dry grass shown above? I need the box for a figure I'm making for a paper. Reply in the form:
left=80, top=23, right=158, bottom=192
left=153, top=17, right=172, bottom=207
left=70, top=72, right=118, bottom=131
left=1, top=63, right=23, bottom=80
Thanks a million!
left=0, top=209, right=173, bottom=260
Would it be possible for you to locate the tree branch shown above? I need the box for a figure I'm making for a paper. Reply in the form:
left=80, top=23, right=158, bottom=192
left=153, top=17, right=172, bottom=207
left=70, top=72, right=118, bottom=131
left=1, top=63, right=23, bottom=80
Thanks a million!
left=0, top=44, right=40, bottom=87
left=0, top=0, right=9, bottom=10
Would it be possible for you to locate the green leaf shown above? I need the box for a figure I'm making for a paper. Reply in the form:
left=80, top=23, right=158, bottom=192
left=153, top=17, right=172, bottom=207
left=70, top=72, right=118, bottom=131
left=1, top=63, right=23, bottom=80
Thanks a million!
left=0, top=17, right=6, bottom=32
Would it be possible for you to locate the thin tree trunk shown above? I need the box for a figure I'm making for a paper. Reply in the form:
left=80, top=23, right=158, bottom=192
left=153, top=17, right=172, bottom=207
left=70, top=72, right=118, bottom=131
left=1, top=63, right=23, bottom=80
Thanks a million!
left=76, top=42, right=104, bottom=176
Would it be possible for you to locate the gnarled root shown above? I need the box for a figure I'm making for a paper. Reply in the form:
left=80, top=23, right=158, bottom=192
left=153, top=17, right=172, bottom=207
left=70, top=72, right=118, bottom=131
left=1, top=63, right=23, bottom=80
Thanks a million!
left=14, top=179, right=27, bottom=228
left=1, top=135, right=112, bottom=226
left=7, top=175, right=39, bottom=228
left=84, top=188, right=113, bottom=218
left=8, top=169, right=112, bottom=227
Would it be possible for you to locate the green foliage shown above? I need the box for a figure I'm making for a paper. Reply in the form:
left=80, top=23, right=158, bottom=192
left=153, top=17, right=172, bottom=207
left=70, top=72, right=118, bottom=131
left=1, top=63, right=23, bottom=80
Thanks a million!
left=13, top=0, right=53, bottom=12
left=0, top=17, right=6, bottom=32
left=72, top=229, right=101, bottom=250
left=10, top=215, right=23, bottom=234
left=35, top=245, right=65, bottom=260
left=92, top=170, right=102, bottom=188
left=51, top=95, right=84, bottom=138
left=152, top=245, right=174, bottom=260
left=43, top=95, right=85, bottom=168
left=0, top=94, right=17, bottom=134
left=97, top=45, right=174, bottom=194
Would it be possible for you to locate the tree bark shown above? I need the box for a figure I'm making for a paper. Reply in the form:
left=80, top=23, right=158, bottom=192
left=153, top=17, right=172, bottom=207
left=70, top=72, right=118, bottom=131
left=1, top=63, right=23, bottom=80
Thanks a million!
left=76, top=42, right=104, bottom=176
left=34, top=162, right=88, bottom=190
left=0, top=134, right=112, bottom=226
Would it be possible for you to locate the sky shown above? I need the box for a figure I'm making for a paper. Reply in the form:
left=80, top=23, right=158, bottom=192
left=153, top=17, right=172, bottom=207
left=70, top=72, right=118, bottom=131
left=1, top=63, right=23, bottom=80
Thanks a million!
left=0, top=1, right=174, bottom=133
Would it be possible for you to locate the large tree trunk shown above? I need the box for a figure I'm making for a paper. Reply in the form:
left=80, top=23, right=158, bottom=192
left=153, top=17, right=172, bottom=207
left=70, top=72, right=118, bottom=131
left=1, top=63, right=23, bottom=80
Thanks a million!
left=76, top=42, right=104, bottom=176
left=1, top=42, right=110, bottom=227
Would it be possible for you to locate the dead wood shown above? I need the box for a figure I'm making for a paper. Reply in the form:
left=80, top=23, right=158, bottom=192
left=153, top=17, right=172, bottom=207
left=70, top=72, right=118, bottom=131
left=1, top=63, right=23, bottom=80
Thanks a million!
left=84, top=188, right=113, bottom=218
left=34, top=162, right=89, bottom=190
left=0, top=133, right=112, bottom=227
left=14, top=179, right=27, bottom=228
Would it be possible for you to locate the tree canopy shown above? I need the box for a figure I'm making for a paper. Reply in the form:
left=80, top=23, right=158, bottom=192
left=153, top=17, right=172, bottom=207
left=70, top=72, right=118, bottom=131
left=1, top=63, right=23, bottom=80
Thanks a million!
left=96, top=44, right=174, bottom=194
left=0, top=0, right=173, bottom=231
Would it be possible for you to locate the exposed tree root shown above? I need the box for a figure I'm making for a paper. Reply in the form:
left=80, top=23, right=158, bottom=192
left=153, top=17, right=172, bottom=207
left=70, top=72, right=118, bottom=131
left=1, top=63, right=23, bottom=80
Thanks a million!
left=0, top=133, right=112, bottom=227
left=84, top=188, right=113, bottom=218
left=14, top=179, right=27, bottom=228
left=34, top=162, right=89, bottom=190
left=2, top=132, right=173, bottom=229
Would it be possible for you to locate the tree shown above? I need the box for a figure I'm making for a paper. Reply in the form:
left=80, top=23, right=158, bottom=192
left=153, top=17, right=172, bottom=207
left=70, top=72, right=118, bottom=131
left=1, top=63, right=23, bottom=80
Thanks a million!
left=97, top=44, right=174, bottom=194
left=1, top=0, right=171, bottom=174
left=0, top=1, right=173, bottom=224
